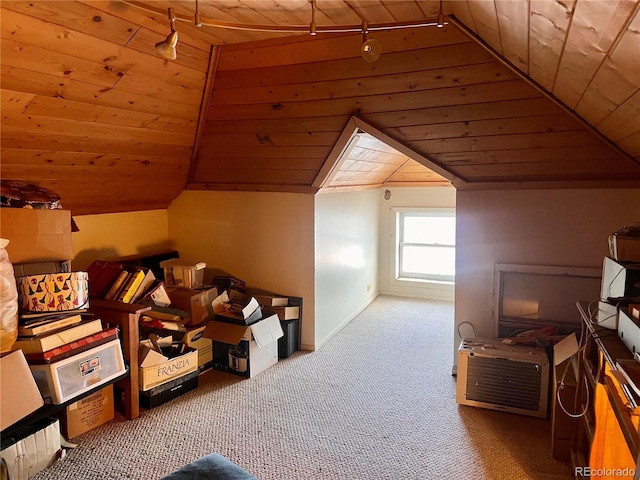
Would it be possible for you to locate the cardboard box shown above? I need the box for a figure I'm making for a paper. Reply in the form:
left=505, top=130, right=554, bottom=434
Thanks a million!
left=140, top=370, right=199, bottom=409
left=167, top=286, right=218, bottom=325
left=138, top=342, right=172, bottom=368
left=12, top=260, right=71, bottom=278
left=0, top=417, right=62, bottom=480
left=59, top=385, right=114, bottom=439
left=138, top=347, right=198, bottom=391
left=1, top=208, right=73, bottom=264
left=203, top=314, right=283, bottom=378
left=609, top=235, right=640, bottom=263
left=262, top=305, right=300, bottom=321
left=213, top=290, right=262, bottom=326
left=0, top=350, right=44, bottom=431
left=17, top=271, right=89, bottom=313
left=183, top=325, right=213, bottom=372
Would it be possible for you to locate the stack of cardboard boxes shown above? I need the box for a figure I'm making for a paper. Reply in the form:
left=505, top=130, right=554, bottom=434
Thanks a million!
left=1, top=208, right=118, bottom=478
left=135, top=271, right=303, bottom=407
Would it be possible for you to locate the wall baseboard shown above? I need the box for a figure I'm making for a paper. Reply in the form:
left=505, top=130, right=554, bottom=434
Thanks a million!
left=314, top=292, right=379, bottom=351
left=378, top=289, right=454, bottom=302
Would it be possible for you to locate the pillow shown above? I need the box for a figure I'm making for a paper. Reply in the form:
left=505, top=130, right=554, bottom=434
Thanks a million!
left=159, top=453, right=258, bottom=480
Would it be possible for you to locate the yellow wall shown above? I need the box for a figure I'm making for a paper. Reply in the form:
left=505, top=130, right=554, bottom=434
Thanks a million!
left=167, top=191, right=316, bottom=348
left=72, top=210, right=170, bottom=270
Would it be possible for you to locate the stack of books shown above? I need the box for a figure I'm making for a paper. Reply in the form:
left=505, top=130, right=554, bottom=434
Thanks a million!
left=14, top=311, right=117, bottom=365
left=86, top=261, right=170, bottom=307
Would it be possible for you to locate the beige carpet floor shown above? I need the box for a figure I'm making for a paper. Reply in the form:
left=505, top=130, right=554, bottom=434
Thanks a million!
left=31, top=295, right=572, bottom=480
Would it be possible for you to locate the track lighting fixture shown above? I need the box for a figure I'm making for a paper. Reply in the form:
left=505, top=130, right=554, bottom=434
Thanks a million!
left=127, top=0, right=449, bottom=61
left=437, top=0, right=446, bottom=28
left=155, top=7, right=178, bottom=60
left=194, top=0, right=202, bottom=27
left=361, top=21, right=382, bottom=63
left=309, top=0, right=317, bottom=36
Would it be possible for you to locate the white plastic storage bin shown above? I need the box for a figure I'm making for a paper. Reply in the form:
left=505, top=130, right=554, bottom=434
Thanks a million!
left=29, top=339, right=126, bottom=405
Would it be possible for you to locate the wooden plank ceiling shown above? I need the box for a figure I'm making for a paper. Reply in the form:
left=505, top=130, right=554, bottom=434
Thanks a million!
left=1, top=1, right=639, bottom=215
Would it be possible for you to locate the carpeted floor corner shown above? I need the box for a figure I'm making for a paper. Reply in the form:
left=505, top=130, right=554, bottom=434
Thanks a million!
left=31, top=295, right=572, bottom=480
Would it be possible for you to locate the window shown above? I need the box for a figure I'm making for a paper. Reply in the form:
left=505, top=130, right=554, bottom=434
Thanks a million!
left=396, top=210, right=455, bottom=283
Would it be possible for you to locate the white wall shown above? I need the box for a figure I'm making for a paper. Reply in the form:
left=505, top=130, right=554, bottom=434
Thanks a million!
left=72, top=210, right=170, bottom=270
left=167, top=191, right=316, bottom=349
left=315, top=190, right=379, bottom=348
left=378, top=186, right=457, bottom=301
left=454, top=188, right=640, bottom=369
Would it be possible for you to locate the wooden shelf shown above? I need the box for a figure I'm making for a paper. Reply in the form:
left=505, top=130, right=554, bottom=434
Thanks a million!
left=88, top=299, right=150, bottom=420
left=571, top=301, right=640, bottom=476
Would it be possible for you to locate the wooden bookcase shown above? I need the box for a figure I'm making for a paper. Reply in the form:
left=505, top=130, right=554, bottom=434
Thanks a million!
left=570, top=302, right=640, bottom=478
left=88, top=299, right=150, bottom=420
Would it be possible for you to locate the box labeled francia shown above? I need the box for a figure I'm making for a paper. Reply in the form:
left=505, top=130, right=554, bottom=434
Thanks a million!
left=138, top=347, right=198, bottom=391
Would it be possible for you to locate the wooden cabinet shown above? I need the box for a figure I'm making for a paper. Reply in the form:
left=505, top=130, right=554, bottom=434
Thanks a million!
left=571, top=302, right=640, bottom=479
left=88, top=299, right=150, bottom=420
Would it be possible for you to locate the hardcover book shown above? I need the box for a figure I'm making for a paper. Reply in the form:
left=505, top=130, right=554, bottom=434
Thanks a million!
left=129, top=268, right=156, bottom=304
left=140, top=281, right=172, bottom=307
left=86, top=260, right=124, bottom=299
left=18, top=313, right=84, bottom=337
left=104, top=270, right=130, bottom=301
left=12, top=318, right=103, bottom=354
left=116, top=269, right=145, bottom=303
left=24, top=327, right=119, bottom=364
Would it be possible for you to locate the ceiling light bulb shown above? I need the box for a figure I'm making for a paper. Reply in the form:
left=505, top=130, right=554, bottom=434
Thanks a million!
left=362, top=38, right=382, bottom=63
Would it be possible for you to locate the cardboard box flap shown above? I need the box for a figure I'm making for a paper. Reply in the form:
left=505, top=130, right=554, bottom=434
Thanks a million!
left=213, top=290, right=261, bottom=324
left=553, top=333, right=578, bottom=366
left=0, top=350, right=44, bottom=431
left=204, top=321, right=249, bottom=345
left=212, top=291, right=230, bottom=314
left=251, top=314, right=284, bottom=348
left=242, top=298, right=260, bottom=319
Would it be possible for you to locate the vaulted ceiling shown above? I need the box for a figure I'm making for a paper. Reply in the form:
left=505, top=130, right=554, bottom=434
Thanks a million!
left=1, top=1, right=639, bottom=215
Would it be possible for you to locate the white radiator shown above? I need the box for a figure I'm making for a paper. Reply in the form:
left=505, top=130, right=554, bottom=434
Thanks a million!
left=456, top=338, right=550, bottom=418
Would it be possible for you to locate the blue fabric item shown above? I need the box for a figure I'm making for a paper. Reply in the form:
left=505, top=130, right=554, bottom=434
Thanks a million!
left=159, top=453, right=258, bottom=480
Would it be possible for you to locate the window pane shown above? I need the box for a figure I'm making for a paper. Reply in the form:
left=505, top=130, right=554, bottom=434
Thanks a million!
left=401, top=246, right=455, bottom=277
left=403, top=216, right=455, bottom=245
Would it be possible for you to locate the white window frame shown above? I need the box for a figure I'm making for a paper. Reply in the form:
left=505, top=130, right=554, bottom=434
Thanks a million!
left=394, top=207, right=456, bottom=284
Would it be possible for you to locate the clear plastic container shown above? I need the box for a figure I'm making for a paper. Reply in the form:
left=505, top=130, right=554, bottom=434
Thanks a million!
left=29, top=339, right=125, bottom=404
left=159, top=259, right=206, bottom=289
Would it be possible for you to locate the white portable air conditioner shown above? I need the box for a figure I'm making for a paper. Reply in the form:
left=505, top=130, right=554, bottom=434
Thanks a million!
left=456, top=338, right=550, bottom=418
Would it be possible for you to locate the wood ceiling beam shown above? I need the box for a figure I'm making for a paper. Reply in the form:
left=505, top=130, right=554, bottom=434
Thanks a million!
left=187, top=44, right=219, bottom=186
left=313, top=115, right=464, bottom=191
left=446, top=14, right=640, bottom=167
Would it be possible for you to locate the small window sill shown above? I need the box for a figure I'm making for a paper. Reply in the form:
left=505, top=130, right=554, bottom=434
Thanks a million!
left=395, top=277, right=455, bottom=286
